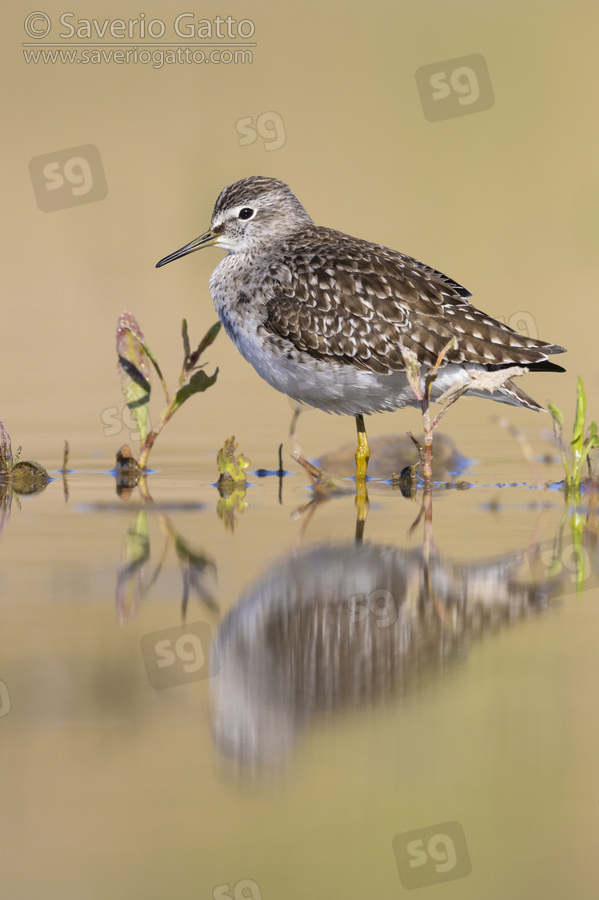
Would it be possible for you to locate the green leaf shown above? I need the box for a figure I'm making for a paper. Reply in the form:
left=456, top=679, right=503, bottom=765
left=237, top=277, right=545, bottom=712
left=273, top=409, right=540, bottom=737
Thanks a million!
left=182, top=318, right=190, bottom=362
left=115, top=510, right=150, bottom=621
left=547, top=401, right=564, bottom=427
left=172, top=368, right=219, bottom=412
left=185, top=321, right=221, bottom=372
left=587, top=420, right=598, bottom=447
left=118, top=313, right=169, bottom=399
left=216, top=436, right=250, bottom=481
left=159, top=521, right=216, bottom=615
left=173, top=532, right=213, bottom=572
left=568, top=377, right=589, bottom=487
left=570, top=376, right=586, bottom=453
left=173, top=533, right=217, bottom=608
left=124, top=510, right=150, bottom=567
left=116, top=313, right=151, bottom=443
left=582, top=420, right=599, bottom=467
left=568, top=513, right=587, bottom=599
left=196, top=320, right=221, bottom=356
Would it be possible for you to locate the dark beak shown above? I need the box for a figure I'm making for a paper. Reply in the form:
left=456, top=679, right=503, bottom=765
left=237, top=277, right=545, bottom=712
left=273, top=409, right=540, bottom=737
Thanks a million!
left=156, top=229, right=219, bottom=268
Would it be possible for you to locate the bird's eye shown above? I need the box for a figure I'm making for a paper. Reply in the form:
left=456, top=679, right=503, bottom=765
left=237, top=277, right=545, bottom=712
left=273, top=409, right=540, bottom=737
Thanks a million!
left=238, top=207, right=255, bottom=220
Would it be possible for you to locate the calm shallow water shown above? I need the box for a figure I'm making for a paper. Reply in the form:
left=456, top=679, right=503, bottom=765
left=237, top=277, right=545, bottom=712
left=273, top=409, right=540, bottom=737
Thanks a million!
left=1, top=423, right=598, bottom=900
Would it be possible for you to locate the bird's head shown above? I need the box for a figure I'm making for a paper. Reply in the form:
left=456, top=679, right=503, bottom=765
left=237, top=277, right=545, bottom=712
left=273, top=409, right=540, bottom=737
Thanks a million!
left=156, top=176, right=312, bottom=267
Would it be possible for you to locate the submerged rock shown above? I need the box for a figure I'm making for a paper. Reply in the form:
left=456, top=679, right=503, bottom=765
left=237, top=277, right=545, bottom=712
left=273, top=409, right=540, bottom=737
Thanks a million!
left=317, top=432, right=468, bottom=479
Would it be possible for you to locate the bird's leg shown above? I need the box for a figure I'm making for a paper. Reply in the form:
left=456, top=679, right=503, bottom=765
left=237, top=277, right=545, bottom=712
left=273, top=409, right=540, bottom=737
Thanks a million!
left=355, top=414, right=370, bottom=481
left=354, top=414, right=370, bottom=525
left=355, top=477, right=369, bottom=527
left=289, top=402, right=318, bottom=475
left=289, top=403, right=332, bottom=486
left=292, top=451, right=330, bottom=486
left=289, top=404, right=303, bottom=457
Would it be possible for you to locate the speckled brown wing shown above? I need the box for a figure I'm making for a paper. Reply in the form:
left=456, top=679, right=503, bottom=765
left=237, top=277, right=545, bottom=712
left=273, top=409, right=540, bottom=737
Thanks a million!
left=262, top=227, right=566, bottom=375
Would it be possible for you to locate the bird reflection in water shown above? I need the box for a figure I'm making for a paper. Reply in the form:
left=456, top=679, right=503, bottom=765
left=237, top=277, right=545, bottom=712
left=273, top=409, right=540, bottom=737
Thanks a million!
left=210, top=494, right=573, bottom=774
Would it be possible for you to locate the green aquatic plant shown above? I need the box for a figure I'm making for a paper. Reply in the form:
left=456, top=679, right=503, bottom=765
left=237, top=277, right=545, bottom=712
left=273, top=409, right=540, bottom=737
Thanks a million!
left=216, top=436, right=250, bottom=531
left=543, top=377, right=599, bottom=598
left=548, top=376, right=598, bottom=496
left=115, top=313, right=220, bottom=471
left=216, top=435, right=250, bottom=486
left=115, top=506, right=216, bottom=622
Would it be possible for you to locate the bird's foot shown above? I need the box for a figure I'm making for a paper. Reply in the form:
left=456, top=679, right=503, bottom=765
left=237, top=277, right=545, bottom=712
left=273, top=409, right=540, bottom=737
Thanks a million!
left=291, top=450, right=338, bottom=490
